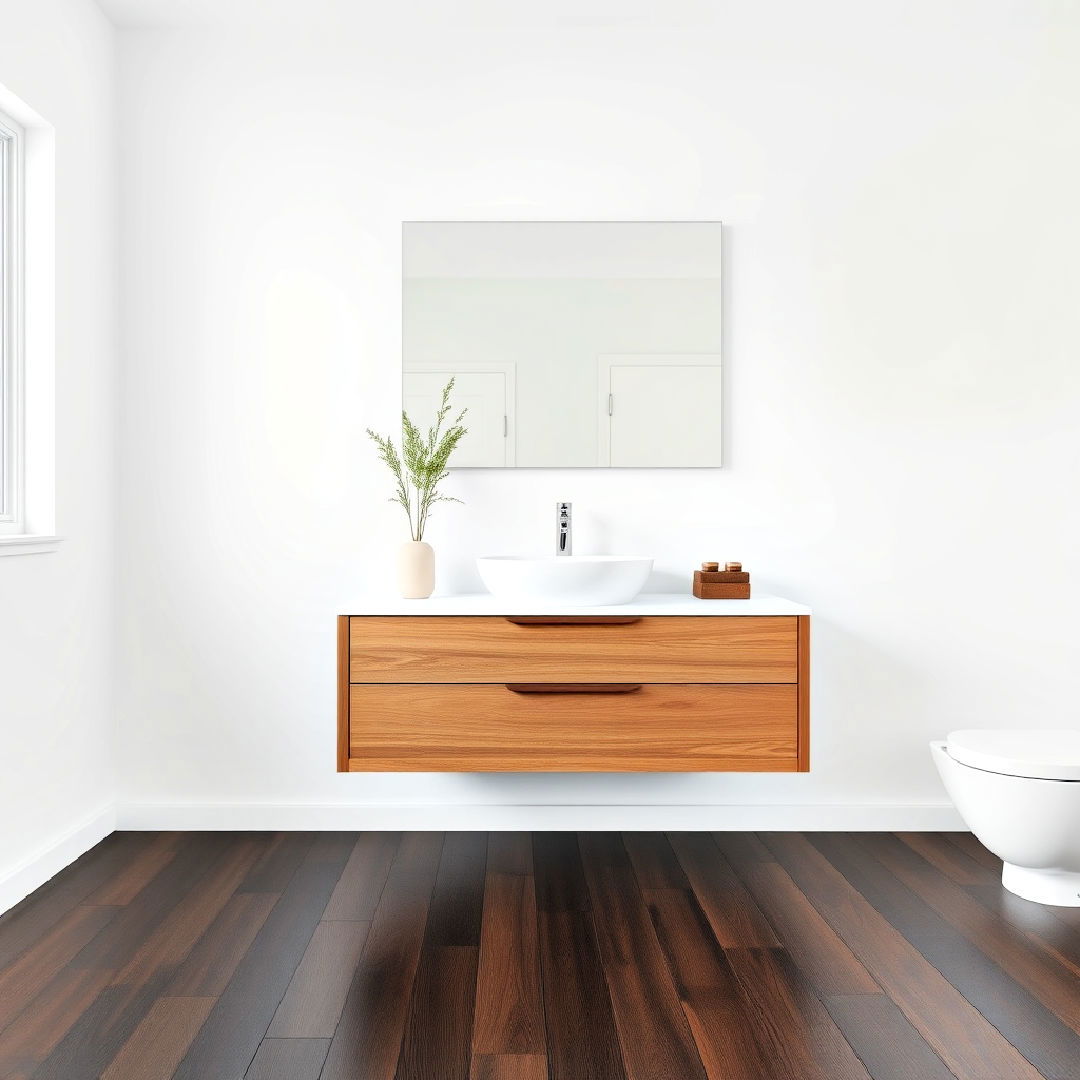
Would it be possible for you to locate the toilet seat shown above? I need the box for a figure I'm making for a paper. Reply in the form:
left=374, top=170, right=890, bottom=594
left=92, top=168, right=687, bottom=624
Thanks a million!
left=947, top=729, right=1080, bottom=781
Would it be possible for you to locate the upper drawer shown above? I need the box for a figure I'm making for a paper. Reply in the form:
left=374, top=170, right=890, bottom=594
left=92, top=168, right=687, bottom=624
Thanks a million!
left=349, top=615, right=797, bottom=683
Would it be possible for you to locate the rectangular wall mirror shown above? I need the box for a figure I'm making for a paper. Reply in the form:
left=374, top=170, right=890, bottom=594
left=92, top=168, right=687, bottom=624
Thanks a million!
left=402, top=221, right=722, bottom=468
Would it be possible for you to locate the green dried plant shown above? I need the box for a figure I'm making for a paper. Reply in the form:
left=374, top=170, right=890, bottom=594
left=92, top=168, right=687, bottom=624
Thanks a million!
left=367, top=378, right=468, bottom=542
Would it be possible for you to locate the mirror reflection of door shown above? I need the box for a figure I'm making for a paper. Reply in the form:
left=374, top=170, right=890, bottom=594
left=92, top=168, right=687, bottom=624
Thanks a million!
left=402, top=222, right=722, bottom=468
left=403, top=365, right=515, bottom=468
left=598, top=355, right=723, bottom=467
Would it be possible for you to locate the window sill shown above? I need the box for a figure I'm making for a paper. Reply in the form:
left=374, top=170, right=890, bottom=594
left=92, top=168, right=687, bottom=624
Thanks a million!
left=0, top=534, right=64, bottom=556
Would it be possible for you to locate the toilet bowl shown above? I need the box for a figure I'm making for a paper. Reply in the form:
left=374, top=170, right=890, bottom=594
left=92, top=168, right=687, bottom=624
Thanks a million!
left=931, top=730, right=1080, bottom=907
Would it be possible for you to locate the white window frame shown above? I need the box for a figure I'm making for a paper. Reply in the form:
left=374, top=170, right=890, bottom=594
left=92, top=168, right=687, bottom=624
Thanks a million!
left=0, top=83, right=58, bottom=557
left=0, top=106, right=23, bottom=536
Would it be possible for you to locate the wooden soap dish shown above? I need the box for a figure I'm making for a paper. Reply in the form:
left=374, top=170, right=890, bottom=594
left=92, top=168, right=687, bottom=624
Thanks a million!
left=693, top=560, right=751, bottom=599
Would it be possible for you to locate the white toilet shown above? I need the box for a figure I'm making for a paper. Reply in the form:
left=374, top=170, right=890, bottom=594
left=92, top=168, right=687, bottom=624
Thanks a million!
left=931, top=729, right=1080, bottom=907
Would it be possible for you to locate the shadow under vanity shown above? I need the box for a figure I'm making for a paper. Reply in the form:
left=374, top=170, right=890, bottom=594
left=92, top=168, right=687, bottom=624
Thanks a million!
left=337, top=595, right=810, bottom=773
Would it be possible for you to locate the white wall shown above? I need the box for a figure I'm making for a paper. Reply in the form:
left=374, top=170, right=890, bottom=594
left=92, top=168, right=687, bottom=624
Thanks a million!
left=0, top=0, right=117, bottom=906
left=115, top=3, right=1080, bottom=829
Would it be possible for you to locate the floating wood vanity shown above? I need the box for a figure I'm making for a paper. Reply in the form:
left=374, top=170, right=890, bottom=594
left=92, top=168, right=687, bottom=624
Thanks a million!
left=337, top=595, right=810, bottom=772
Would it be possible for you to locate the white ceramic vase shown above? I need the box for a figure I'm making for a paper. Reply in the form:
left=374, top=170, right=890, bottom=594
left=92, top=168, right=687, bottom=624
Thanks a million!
left=398, top=540, right=435, bottom=599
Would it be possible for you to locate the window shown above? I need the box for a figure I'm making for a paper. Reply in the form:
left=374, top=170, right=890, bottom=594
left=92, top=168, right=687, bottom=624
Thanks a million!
left=0, top=107, right=23, bottom=536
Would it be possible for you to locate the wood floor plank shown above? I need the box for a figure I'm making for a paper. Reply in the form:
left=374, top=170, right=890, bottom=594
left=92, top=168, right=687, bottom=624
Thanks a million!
left=236, top=832, right=316, bottom=893
left=723, top=947, right=871, bottom=1080
left=578, top=833, right=707, bottom=1080
left=99, top=996, right=214, bottom=1080
left=533, top=832, right=626, bottom=1080
left=472, top=833, right=545, bottom=1056
left=761, top=833, right=1043, bottom=1080
left=538, top=910, right=629, bottom=1080
left=828, top=833, right=1080, bottom=1078
left=171, top=832, right=355, bottom=1080
left=82, top=833, right=182, bottom=906
left=110, top=837, right=265, bottom=989
left=166, top=892, right=280, bottom=997
left=0, top=833, right=152, bottom=970
left=710, top=832, right=776, bottom=868
left=0, top=904, right=118, bottom=1033
left=896, top=833, right=997, bottom=886
left=322, top=831, right=401, bottom=921
left=824, top=993, right=957, bottom=1080
left=737, top=860, right=880, bottom=995
left=966, top=882, right=1080, bottom=978
left=321, top=832, right=446, bottom=1080
left=860, top=834, right=1080, bottom=1031
left=643, top=887, right=775, bottom=1080
left=394, top=832, right=488, bottom=1080
left=266, top=919, right=371, bottom=1037
left=622, top=832, right=690, bottom=891
left=668, top=832, right=779, bottom=947
left=533, top=832, right=592, bottom=913
left=5, top=831, right=1079, bottom=1080
left=244, top=1037, right=330, bottom=1079
left=34, top=835, right=265, bottom=1080
left=395, top=945, right=479, bottom=1080
left=944, top=831, right=1002, bottom=871
left=67, top=833, right=233, bottom=973
left=0, top=966, right=113, bottom=1079
left=423, top=831, right=488, bottom=947
left=469, top=1053, right=548, bottom=1080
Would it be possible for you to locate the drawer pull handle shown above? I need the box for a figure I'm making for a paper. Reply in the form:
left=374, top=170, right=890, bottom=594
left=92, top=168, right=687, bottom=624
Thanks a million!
left=503, top=616, right=641, bottom=626
left=504, top=683, right=643, bottom=694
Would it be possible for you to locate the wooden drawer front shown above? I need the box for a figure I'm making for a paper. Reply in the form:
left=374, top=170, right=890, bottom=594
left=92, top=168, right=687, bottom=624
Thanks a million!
left=348, top=683, right=798, bottom=772
left=349, top=616, right=797, bottom=684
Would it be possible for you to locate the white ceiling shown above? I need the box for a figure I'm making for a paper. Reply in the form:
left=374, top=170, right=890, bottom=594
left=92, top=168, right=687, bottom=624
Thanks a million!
left=96, top=0, right=719, bottom=28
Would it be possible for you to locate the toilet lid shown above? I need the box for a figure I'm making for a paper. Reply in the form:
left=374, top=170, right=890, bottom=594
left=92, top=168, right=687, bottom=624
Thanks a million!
left=947, top=729, right=1080, bottom=781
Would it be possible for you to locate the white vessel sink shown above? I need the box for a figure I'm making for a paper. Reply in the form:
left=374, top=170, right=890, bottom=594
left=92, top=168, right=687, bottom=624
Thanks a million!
left=476, top=554, right=654, bottom=607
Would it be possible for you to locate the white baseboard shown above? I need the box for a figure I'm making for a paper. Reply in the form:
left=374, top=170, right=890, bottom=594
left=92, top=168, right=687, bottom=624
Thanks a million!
left=117, top=802, right=965, bottom=832
left=0, top=803, right=116, bottom=916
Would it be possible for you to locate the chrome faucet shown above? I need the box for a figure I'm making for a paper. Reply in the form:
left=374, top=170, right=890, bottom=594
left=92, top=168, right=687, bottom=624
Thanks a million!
left=556, top=502, right=572, bottom=556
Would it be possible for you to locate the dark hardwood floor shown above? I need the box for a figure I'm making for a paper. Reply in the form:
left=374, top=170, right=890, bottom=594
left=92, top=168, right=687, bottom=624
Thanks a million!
left=1, top=831, right=1079, bottom=1079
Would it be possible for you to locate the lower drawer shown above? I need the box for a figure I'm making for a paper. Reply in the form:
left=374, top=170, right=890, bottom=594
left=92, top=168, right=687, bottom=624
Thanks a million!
left=347, top=683, right=798, bottom=772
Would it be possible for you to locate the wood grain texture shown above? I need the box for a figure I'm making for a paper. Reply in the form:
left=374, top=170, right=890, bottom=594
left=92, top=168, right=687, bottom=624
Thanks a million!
left=0, top=904, right=118, bottom=1032
left=723, top=947, right=871, bottom=1080
left=668, top=832, right=779, bottom=948
left=99, top=996, right=214, bottom=1080
left=322, top=831, right=400, bottom=922
left=469, top=1054, right=548, bottom=1080
left=393, top=833, right=488, bottom=1080
left=735, top=859, right=879, bottom=995
left=321, top=833, right=445, bottom=1080
left=165, top=892, right=278, bottom=997
left=823, top=994, right=957, bottom=1080
left=472, top=834, right=544, bottom=1056
left=244, top=1038, right=330, bottom=1080
left=897, top=831, right=996, bottom=885
left=819, top=833, right=1080, bottom=1078
left=797, top=614, right=810, bottom=771
left=349, top=683, right=798, bottom=772
left=338, top=615, right=350, bottom=772
left=3, top=831, right=1073, bottom=1080
left=764, top=833, right=1044, bottom=1080
left=966, top=882, right=1080, bottom=979
left=266, top=920, right=371, bottom=1037
left=0, top=833, right=154, bottom=970
left=854, top=832, right=1080, bottom=1039
left=170, top=834, right=354, bottom=1080
left=532, top=835, right=627, bottom=1080
left=349, top=615, right=798, bottom=683
left=578, top=833, right=707, bottom=1080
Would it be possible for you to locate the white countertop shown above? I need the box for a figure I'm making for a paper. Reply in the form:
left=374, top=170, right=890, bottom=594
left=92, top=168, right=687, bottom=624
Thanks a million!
left=347, top=592, right=810, bottom=616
